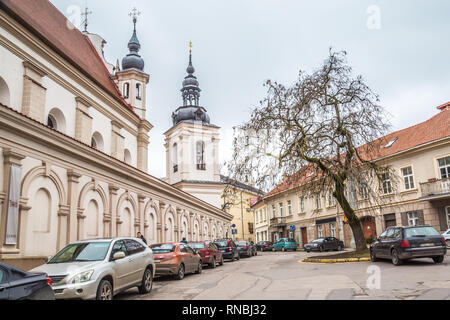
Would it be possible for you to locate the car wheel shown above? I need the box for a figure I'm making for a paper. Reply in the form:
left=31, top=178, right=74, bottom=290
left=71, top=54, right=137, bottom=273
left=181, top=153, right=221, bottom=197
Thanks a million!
left=391, top=249, right=403, bottom=266
left=338, top=245, right=343, bottom=251
left=237, top=253, right=240, bottom=260
left=370, top=249, right=378, bottom=262
left=281, top=247, right=285, bottom=252
left=138, top=268, right=153, bottom=294
left=306, top=249, right=310, bottom=253
left=219, top=256, right=224, bottom=266
left=319, top=246, right=323, bottom=252
left=96, top=279, right=113, bottom=300
left=272, top=247, right=275, bottom=252
left=433, top=256, right=444, bottom=264
left=196, top=261, right=203, bottom=274
left=255, top=250, right=258, bottom=256
left=175, top=264, right=185, bottom=280
left=210, top=257, right=216, bottom=269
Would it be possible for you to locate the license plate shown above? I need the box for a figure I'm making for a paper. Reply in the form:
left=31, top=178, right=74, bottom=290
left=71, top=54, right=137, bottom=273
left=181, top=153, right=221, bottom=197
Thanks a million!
left=421, top=243, right=434, bottom=247
left=154, top=259, right=161, bottom=263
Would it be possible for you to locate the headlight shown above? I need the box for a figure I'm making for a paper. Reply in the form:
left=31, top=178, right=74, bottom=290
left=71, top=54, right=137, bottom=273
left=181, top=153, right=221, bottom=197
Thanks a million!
left=313, top=244, right=318, bottom=247
left=69, top=270, right=94, bottom=284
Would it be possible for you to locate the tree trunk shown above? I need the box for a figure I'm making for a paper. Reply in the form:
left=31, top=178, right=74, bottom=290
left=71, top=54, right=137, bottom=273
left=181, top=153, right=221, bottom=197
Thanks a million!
left=334, top=182, right=367, bottom=252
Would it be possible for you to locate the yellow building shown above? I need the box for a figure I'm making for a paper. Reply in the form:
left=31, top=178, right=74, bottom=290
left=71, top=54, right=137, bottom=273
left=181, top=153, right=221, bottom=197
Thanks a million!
left=221, top=176, right=264, bottom=242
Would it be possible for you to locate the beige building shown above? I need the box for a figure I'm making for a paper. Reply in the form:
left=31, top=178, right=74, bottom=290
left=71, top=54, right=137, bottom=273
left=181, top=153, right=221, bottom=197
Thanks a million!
left=252, top=103, right=450, bottom=248
left=0, top=0, right=232, bottom=270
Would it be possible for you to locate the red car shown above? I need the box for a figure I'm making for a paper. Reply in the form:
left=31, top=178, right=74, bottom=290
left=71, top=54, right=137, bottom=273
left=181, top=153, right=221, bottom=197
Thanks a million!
left=188, top=241, right=224, bottom=268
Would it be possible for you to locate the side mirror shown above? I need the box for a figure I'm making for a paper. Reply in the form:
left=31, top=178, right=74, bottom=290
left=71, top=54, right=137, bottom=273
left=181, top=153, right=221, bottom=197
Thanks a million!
left=113, top=251, right=126, bottom=261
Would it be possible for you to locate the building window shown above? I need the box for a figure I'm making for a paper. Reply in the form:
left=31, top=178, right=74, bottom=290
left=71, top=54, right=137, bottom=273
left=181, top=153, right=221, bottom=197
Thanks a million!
left=438, top=156, right=450, bottom=179
left=328, top=190, right=335, bottom=207
left=123, top=82, right=130, bottom=99
left=264, top=207, right=267, bottom=221
left=279, top=203, right=284, bottom=217
left=91, top=132, right=104, bottom=151
left=381, top=172, right=392, bottom=194
left=272, top=205, right=276, bottom=218
left=136, top=83, right=141, bottom=100
left=317, top=225, right=323, bottom=238
left=359, top=182, right=369, bottom=200
left=287, top=200, right=292, bottom=215
left=173, top=143, right=178, bottom=173
left=196, top=141, right=206, bottom=170
left=315, top=194, right=321, bottom=210
left=408, top=211, right=419, bottom=226
left=446, top=206, right=450, bottom=229
left=330, top=223, right=336, bottom=237
left=299, top=196, right=305, bottom=213
left=47, top=114, right=56, bottom=129
left=124, top=149, right=132, bottom=164
left=402, top=166, right=415, bottom=190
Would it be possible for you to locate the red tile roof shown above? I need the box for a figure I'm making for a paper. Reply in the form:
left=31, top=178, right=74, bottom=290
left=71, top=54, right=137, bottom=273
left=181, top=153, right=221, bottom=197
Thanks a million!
left=256, top=106, right=450, bottom=203
left=0, top=0, right=138, bottom=118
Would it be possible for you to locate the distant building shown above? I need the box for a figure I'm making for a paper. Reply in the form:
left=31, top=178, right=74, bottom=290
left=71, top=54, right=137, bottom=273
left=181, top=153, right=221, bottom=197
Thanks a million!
left=252, top=104, right=450, bottom=248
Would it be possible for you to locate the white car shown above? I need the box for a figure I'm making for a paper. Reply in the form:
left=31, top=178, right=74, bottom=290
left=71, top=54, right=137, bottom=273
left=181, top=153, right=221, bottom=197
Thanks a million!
left=31, top=237, right=155, bottom=300
left=443, top=229, right=450, bottom=245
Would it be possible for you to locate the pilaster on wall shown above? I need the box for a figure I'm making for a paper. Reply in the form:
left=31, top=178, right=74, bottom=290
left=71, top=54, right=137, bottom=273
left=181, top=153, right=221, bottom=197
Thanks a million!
left=67, top=170, right=81, bottom=244
left=137, top=120, right=152, bottom=172
left=109, top=184, right=119, bottom=238
left=111, top=120, right=125, bottom=161
left=75, top=97, right=93, bottom=145
left=21, top=61, right=47, bottom=123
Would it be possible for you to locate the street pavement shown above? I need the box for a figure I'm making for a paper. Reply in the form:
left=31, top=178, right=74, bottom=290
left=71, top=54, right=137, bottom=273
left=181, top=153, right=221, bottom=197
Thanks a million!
left=116, top=250, right=450, bottom=300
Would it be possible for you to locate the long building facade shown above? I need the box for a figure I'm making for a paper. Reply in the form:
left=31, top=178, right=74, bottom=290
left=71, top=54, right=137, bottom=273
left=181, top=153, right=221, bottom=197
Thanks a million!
left=253, top=104, right=450, bottom=249
left=0, top=0, right=232, bottom=270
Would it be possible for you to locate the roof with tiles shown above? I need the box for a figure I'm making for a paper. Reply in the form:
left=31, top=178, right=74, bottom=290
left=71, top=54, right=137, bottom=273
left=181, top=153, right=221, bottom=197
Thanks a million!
left=0, top=0, right=137, bottom=117
left=254, top=105, right=450, bottom=204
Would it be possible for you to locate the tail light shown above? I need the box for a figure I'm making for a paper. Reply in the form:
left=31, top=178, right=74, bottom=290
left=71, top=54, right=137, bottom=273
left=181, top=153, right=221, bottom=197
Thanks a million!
left=243, top=246, right=248, bottom=249
left=442, top=236, right=447, bottom=246
left=228, top=243, right=233, bottom=252
left=46, top=276, right=52, bottom=287
left=401, top=240, right=411, bottom=248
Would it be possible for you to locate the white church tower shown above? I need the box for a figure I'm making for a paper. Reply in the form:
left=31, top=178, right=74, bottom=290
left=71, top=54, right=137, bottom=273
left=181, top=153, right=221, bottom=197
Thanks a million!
left=164, top=44, right=222, bottom=208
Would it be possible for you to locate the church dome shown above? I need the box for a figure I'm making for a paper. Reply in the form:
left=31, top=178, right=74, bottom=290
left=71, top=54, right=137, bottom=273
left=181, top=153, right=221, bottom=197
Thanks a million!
left=172, top=106, right=211, bottom=126
left=121, top=18, right=145, bottom=71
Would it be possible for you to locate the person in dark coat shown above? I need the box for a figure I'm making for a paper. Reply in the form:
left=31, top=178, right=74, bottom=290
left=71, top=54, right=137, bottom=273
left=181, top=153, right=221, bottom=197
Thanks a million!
left=137, top=232, right=147, bottom=245
left=181, top=237, right=188, bottom=244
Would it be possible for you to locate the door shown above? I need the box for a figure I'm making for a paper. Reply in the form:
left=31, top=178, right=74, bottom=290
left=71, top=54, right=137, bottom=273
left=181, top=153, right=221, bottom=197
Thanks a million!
left=111, top=240, right=133, bottom=290
left=0, top=267, right=9, bottom=300
left=301, top=228, right=308, bottom=247
left=380, top=228, right=395, bottom=257
left=185, top=245, right=198, bottom=272
left=179, top=244, right=193, bottom=273
left=124, top=239, right=146, bottom=285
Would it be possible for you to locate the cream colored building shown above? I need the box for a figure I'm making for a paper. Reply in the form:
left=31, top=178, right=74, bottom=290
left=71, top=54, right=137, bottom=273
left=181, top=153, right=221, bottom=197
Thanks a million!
left=252, top=104, right=450, bottom=249
left=0, top=0, right=232, bottom=270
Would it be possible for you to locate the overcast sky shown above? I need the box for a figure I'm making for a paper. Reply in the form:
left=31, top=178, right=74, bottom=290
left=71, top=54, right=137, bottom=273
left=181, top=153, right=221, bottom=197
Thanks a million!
left=51, top=0, right=450, bottom=178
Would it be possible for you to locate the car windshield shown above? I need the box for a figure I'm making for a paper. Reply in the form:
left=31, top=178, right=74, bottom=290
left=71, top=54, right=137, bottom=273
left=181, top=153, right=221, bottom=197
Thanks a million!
left=236, top=241, right=247, bottom=246
left=312, top=239, right=325, bottom=243
left=188, top=243, right=206, bottom=249
left=150, top=244, right=175, bottom=253
left=215, top=241, right=229, bottom=247
left=405, top=227, right=440, bottom=238
left=49, top=242, right=111, bottom=264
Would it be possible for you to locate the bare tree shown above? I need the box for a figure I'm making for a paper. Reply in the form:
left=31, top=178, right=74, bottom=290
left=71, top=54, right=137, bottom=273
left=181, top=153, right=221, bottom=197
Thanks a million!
left=227, top=49, right=393, bottom=252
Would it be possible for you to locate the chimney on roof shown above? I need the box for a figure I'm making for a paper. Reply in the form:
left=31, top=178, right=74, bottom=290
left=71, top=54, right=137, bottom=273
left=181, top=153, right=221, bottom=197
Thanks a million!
left=437, top=102, right=450, bottom=111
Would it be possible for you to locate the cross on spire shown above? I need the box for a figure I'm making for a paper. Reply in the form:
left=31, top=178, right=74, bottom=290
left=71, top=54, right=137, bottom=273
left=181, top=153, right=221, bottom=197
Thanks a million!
left=129, top=7, right=141, bottom=25
left=189, top=41, right=193, bottom=53
left=81, top=7, right=92, bottom=32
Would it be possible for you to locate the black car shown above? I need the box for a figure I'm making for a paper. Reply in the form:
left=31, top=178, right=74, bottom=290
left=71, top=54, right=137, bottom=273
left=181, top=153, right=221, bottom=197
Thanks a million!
left=0, top=262, right=55, bottom=300
left=304, top=237, right=344, bottom=253
left=370, top=225, right=447, bottom=266
left=256, top=241, right=273, bottom=252
left=214, top=239, right=240, bottom=261
left=236, top=241, right=253, bottom=257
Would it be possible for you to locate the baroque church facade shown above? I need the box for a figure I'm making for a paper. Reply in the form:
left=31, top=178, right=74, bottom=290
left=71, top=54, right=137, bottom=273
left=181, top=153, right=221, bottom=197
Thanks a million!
left=0, top=0, right=232, bottom=269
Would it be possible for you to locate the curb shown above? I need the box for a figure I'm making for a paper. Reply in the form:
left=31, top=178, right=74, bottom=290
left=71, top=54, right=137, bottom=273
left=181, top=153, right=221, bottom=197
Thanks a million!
left=302, top=257, right=371, bottom=264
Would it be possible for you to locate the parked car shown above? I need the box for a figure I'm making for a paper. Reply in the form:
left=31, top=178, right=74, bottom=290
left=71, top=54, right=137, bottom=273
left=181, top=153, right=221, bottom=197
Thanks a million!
left=370, top=225, right=447, bottom=266
left=304, top=237, right=344, bottom=253
left=188, top=241, right=224, bottom=268
left=214, top=239, right=240, bottom=261
left=151, top=243, right=202, bottom=280
left=31, top=238, right=155, bottom=300
left=236, top=241, right=253, bottom=257
left=272, top=238, right=297, bottom=252
left=256, top=241, right=273, bottom=252
left=0, top=262, right=54, bottom=300
left=442, top=229, right=450, bottom=247
left=249, top=242, right=258, bottom=256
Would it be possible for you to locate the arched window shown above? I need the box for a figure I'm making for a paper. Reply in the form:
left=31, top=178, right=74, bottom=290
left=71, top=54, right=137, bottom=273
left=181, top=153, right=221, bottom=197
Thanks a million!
left=136, top=83, right=141, bottom=100
left=124, top=149, right=132, bottom=164
left=91, top=132, right=104, bottom=151
left=123, top=83, right=130, bottom=99
left=0, top=76, right=10, bottom=106
left=47, top=108, right=66, bottom=132
left=173, top=143, right=178, bottom=173
left=196, top=141, right=205, bottom=170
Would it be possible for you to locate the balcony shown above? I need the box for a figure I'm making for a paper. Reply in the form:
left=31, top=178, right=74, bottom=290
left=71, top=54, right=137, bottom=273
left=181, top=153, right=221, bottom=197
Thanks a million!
left=270, top=217, right=287, bottom=227
left=420, top=178, right=450, bottom=200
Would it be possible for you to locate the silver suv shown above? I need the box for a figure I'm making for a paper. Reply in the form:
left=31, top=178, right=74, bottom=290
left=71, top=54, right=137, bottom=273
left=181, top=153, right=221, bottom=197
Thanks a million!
left=31, top=238, right=155, bottom=300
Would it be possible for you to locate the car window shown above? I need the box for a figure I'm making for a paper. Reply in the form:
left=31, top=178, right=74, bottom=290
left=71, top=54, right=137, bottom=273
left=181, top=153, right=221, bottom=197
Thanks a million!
left=50, top=242, right=111, bottom=263
left=189, top=243, right=206, bottom=250
left=393, top=228, right=402, bottom=239
left=111, top=240, right=127, bottom=258
left=0, top=267, right=7, bottom=284
left=214, top=240, right=229, bottom=247
left=185, top=246, right=195, bottom=254
left=125, top=240, right=145, bottom=255
left=379, top=231, right=387, bottom=239
left=385, top=229, right=395, bottom=238
left=150, top=244, right=175, bottom=253
left=180, top=245, right=189, bottom=253
left=405, top=226, right=441, bottom=238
